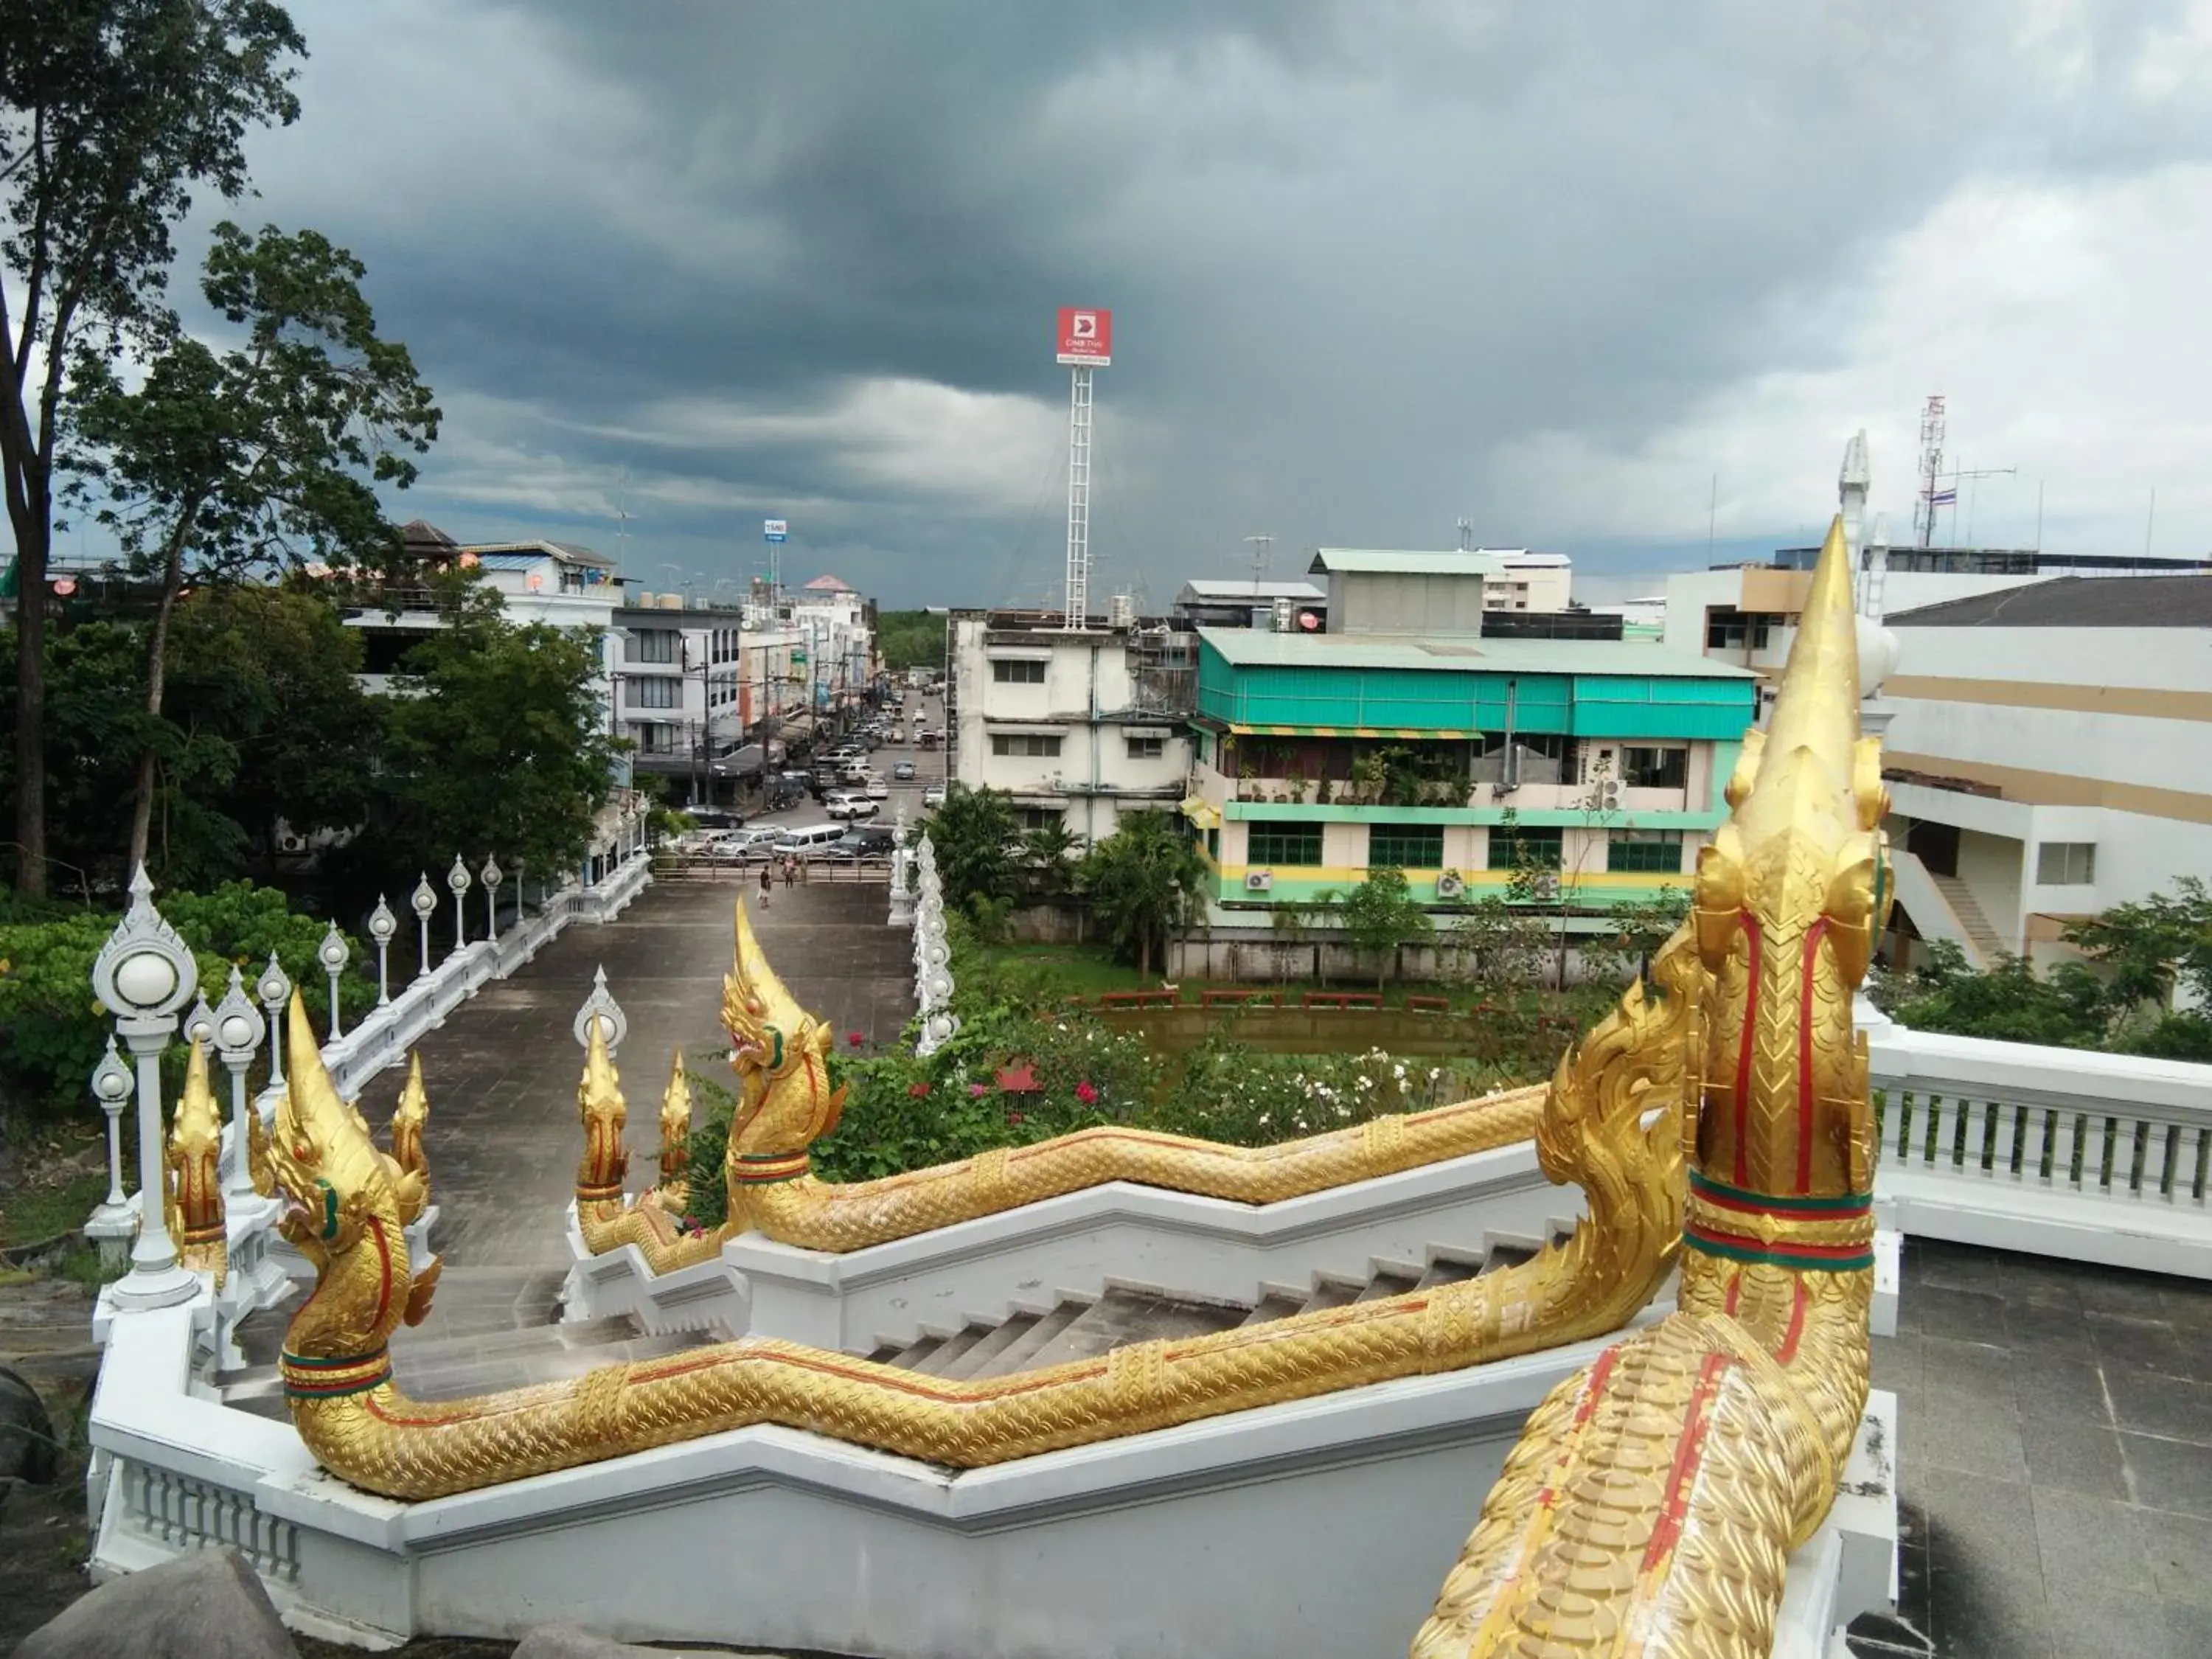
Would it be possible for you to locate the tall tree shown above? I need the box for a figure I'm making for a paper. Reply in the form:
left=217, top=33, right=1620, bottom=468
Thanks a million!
left=376, top=608, right=619, bottom=894
left=63, top=219, right=438, bottom=871
left=926, top=783, right=1021, bottom=910
left=1077, top=812, right=1207, bottom=980
left=0, top=0, right=304, bottom=894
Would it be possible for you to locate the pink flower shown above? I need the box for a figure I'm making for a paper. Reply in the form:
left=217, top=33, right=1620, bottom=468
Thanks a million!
left=1007, top=1111, right=1026, bottom=1126
left=967, top=1084, right=989, bottom=1098
left=847, top=1031, right=865, bottom=1048
left=1074, top=1080, right=1099, bottom=1105
left=907, top=1082, right=931, bottom=1099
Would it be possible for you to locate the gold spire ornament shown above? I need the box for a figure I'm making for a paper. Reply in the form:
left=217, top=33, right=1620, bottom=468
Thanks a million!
left=166, top=1039, right=228, bottom=1288
left=1411, top=513, right=1887, bottom=1659
left=388, top=1051, right=431, bottom=1222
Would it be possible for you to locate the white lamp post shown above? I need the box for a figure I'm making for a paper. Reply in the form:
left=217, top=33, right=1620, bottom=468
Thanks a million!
left=447, top=855, right=472, bottom=954
left=318, top=923, right=351, bottom=1041
left=367, top=896, right=397, bottom=1006
left=572, top=964, right=628, bottom=1054
left=183, top=993, right=216, bottom=1052
left=212, top=966, right=266, bottom=1199
left=91, top=866, right=202, bottom=1309
left=411, top=874, right=437, bottom=979
left=86, top=1039, right=137, bottom=1260
left=481, top=855, right=503, bottom=944
left=255, top=953, right=292, bottom=1090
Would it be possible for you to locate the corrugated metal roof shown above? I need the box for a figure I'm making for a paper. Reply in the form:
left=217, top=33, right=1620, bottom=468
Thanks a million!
left=1887, top=574, right=2212, bottom=628
left=1307, top=549, right=1505, bottom=577
left=1195, top=627, right=1755, bottom=679
left=1178, top=579, right=1327, bottom=601
left=471, top=552, right=549, bottom=571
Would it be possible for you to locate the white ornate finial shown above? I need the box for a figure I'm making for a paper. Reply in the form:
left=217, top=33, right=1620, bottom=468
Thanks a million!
left=183, top=995, right=216, bottom=1048
left=91, top=1037, right=133, bottom=1106
left=573, top=964, right=629, bottom=1052
left=92, top=869, right=198, bottom=1019
left=448, top=855, right=472, bottom=896
left=368, top=895, right=397, bottom=942
left=481, top=855, right=503, bottom=889
left=255, top=950, right=291, bottom=1007
left=212, top=965, right=263, bottom=1057
left=411, top=873, right=438, bottom=919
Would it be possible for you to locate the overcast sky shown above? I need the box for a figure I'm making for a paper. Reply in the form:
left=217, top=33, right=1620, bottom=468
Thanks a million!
left=200, top=0, right=2212, bottom=606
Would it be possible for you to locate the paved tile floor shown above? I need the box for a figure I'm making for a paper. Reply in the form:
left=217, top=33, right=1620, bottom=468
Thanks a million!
left=1849, top=1238, right=2212, bottom=1658
left=355, top=872, right=914, bottom=1265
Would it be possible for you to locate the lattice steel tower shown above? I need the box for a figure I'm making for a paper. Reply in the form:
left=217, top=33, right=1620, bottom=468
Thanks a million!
left=1913, top=394, right=1947, bottom=548
left=1062, top=366, right=1093, bottom=628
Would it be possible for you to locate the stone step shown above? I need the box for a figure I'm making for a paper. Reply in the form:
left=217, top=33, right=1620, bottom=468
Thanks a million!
left=973, top=1310, right=1093, bottom=1380
left=906, top=1322, right=993, bottom=1377
left=1354, top=1262, right=1425, bottom=1303
left=1010, top=1286, right=1251, bottom=1372
left=1296, top=1275, right=1367, bottom=1316
left=1416, top=1251, right=1487, bottom=1288
left=220, top=1324, right=729, bottom=1411
left=1239, top=1290, right=1310, bottom=1327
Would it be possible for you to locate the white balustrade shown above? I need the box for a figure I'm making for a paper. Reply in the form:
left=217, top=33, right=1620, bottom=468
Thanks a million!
left=1867, top=1018, right=2212, bottom=1277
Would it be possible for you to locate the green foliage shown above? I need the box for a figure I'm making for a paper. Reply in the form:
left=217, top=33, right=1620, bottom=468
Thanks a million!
left=2064, top=877, right=2212, bottom=1015
left=872, top=611, right=946, bottom=674
left=926, top=784, right=1022, bottom=909
left=2, top=0, right=310, bottom=895
left=1076, top=811, right=1207, bottom=978
left=1886, top=947, right=2111, bottom=1048
left=1578, top=887, right=1691, bottom=984
left=1020, top=818, right=1082, bottom=898
left=1329, top=866, right=1431, bottom=990
left=1444, top=895, right=1548, bottom=990
left=0, top=879, right=375, bottom=1119
left=374, top=611, right=619, bottom=884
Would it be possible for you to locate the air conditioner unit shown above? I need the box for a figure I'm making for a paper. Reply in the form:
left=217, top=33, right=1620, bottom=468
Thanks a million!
left=1598, top=780, right=1624, bottom=810
left=1436, top=870, right=1466, bottom=900
left=1245, top=870, right=1275, bottom=892
left=1271, top=597, right=1295, bottom=633
left=278, top=831, right=308, bottom=854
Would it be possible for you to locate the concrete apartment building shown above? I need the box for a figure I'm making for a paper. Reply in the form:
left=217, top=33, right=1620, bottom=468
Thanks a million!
left=1874, top=574, right=2212, bottom=971
left=948, top=613, right=1197, bottom=844
left=1183, top=627, right=1754, bottom=922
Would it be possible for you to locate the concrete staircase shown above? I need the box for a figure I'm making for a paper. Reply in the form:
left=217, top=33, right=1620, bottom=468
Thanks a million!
left=218, top=1267, right=730, bottom=1420
left=1929, top=872, right=2008, bottom=961
left=861, top=1231, right=1557, bottom=1382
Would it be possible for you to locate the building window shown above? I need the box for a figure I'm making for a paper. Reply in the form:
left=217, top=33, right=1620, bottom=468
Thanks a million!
left=628, top=629, right=677, bottom=664
left=1607, top=830, right=1684, bottom=873
left=1248, top=821, right=1324, bottom=866
left=627, top=677, right=678, bottom=709
left=1488, top=825, right=1562, bottom=871
left=630, top=723, right=680, bottom=756
left=1620, top=746, right=1688, bottom=790
left=992, top=659, right=1047, bottom=684
left=1017, top=808, right=1065, bottom=831
left=1368, top=823, right=1444, bottom=869
left=1126, top=734, right=1166, bottom=760
left=2037, top=842, right=2096, bottom=885
left=1705, top=609, right=1773, bottom=651
left=991, top=733, right=1062, bottom=757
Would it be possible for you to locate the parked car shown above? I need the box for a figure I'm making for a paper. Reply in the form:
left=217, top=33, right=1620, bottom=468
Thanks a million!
left=864, top=776, right=890, bottom=799
left=922, top=785, right=946, bottom=810
left=825, top=793, right=882, bottom=821
left=708, top=827, right=782, bottom=860
left=821, top=827, right=896, bottom=860
left=892, top=760, right=917, bottom=780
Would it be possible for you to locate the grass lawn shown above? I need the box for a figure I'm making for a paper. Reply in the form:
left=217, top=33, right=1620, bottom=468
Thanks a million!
left=0, top=1169, right=111, bottom=1250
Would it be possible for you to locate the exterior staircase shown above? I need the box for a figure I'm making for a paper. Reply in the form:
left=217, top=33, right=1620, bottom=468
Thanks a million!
left=218, top=1267, right=729, bottom=1420
left=861, top=1231, right=1559, bottom=1382
left=1929, top=872, right=2008, bottom=962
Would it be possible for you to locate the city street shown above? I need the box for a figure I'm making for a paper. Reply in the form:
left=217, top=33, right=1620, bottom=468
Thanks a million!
left=734, top=686, right=950, bottom=837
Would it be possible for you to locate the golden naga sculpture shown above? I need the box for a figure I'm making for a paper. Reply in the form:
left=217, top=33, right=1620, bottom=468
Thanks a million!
left=651, top=1050, right=693, bottom=1213
left=1411, top=515, right=1885, bottom=1659
left=165, top=1039, right=228, bottom=1287
left=575, top=900, right=1548, bottom=1268
left=389, top=1051, right=431, bottom=1206
left=270, top=926, right=1683, bottom=1499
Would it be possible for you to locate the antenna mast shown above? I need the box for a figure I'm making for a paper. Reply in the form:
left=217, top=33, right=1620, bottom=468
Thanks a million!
left=1913, top=394, right=1947, bottom=548
left=1243, top=534, right=1273, bottom=586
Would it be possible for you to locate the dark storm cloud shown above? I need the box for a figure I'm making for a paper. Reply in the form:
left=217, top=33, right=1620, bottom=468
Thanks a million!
left=221, top=0, right=2212, bottom=605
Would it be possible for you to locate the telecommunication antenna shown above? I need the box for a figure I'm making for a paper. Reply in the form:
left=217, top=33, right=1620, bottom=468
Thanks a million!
left=613, top=468, right=633, bottom=570
left=1242, top=534, right=1273, bottom=586
left=1913, top=395, right=1947, bottom=548
left=1056, top=307, right=1112, bottom=628
left=1456, top=516, right=1474, bottom=553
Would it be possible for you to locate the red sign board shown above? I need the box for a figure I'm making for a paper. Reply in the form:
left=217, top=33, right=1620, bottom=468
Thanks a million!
left=1056, top=307, right=1113, bottom=367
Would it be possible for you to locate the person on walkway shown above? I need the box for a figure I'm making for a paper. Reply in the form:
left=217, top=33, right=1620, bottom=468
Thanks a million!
left=758, top=863, right=773, bottom=908
left=782, top=855, right=796, bottom=889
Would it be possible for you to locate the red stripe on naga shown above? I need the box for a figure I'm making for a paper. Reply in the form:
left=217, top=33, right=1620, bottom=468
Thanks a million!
left=1641, top=1352, right=1733, bottom=1572
left=1732, top=914, right=1763, bottom=1188
left=1796, top=917, right=1829, bottom=1194
left=1775, top=1278, right=1810, bottom=1365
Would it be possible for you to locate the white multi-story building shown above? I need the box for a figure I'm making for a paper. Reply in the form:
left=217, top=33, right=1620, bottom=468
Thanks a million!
left=1481, top=549, right=1573, bottom=613
left=949, top=613, right=1197, bottom=844
left=1871, top=574, right=2212, bottom=973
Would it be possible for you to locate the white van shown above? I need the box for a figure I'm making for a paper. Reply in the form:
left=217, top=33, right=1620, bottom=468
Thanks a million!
left=773, top=823, right=847, bottom=855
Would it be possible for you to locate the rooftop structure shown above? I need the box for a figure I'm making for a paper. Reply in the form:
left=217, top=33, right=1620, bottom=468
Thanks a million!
left=1307, top=548, right=1503, bottom=637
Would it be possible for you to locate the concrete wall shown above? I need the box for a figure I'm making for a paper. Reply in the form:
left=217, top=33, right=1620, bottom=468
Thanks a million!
left=1335, top=571, right=1491, bottom=636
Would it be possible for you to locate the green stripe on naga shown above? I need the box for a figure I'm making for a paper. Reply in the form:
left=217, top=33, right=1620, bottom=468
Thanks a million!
left=1688, top=1169, right=1873, bottom=1215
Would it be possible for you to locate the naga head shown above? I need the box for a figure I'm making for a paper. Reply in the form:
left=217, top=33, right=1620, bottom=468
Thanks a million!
left=720, top=900, right=844, bottom=1158
left=167, top=1038, right=228, bottom=1284
left=576, top=1013, right=630, bottom=1202
left=656, top=1048, right=693, bottom=1185
left=271, top=995, right=428, bottom=1352
left=1690, top=515, right=1892, bottom=1200
left=388, top=1050, right=431, bottom=1225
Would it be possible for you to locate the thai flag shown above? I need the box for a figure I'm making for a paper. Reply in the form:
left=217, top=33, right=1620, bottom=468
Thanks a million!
left=1930, top=488, right=1958, bottom=507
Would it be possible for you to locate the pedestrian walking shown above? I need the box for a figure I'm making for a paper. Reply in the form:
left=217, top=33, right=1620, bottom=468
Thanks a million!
left=782, top=855, right=796, bottom=889
left=758, top=863, right=773, bottom=908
